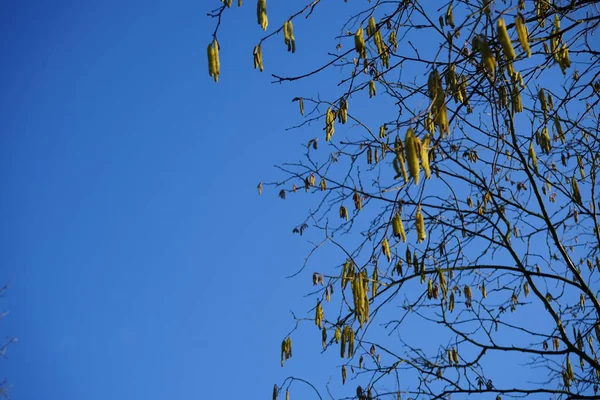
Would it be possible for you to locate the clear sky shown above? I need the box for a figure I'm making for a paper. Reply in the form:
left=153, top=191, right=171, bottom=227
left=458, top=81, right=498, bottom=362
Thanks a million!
left=0, top=1, right=581, bottom=399
left=0, top=1, right=333, bottom=398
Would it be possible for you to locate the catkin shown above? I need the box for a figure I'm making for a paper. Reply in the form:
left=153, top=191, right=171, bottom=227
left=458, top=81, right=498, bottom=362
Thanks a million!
left=257, top=0, right=268, bottom=30
left=497, top=18, right=516, bottom=61
left=421, top=135, right=431, bottom=179
left=528, top=142, right=538, bottom=174
left=207, top=40, right=220, bottom=82
left=405, top=128, right=420, bottom=184
left=415, top=205, right=426, bottom=243
left=515, top=13, right=531, bottom=57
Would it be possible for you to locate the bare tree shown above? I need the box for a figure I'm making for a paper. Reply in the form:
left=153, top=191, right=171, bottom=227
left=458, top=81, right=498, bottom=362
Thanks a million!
left=209, top=1, right=600, bottom=398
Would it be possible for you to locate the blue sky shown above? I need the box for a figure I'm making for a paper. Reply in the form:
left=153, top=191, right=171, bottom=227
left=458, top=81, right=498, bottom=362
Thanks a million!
left=1, top=1, right=590, bottom=399
left=0, top=1, right=330, bottom=398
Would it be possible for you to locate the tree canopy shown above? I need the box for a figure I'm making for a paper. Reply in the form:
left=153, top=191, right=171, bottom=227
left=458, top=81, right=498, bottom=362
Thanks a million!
left=208, top=0, right=600, bottom=398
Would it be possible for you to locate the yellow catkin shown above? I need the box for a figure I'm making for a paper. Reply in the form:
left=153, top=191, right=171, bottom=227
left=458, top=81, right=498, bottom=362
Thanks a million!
left=368, top=80, right=376, bottom=97
left=445, top=3, right=455, bottom=28
left=353, top=189, right=362, bottom=210
left=367, top=16, right=377, bottom=37
left=253, top=44, right=264, bottom=72
left=497, top=18, right=516, bottom=61
left=352, top=274, right=366, bottom=325
left=421, top=135, right=431, bottom=179
left=372, top=268, right=379, bottom=298
left=405, top=128, right=420, bottom=184
left=512, top=82, right=522, bottom=113
left=538, top=88, right=548, bottom=112
left=428, top=70, right=448, bottom=135
left=415, top=205, right=426, bottom=243
left=536, top=0, right=551, bottom=26
left=507, top=61, right=516, bottom=80
left=346, top=330, right=354, bottom=359
left=515, top=13, right=531, bottom=57
left=392, top=212, right=407, bottom=242
left=540, top=126, right=551, bottom=154
left=367, top=17, right=385, bottom=65
left=339, top=205, right=348, bottom=220
left=257, top=0, right=268, bottom=30
left=458, top=75, right=468, bottom=105
left=529, top=142, right=538, bottom=174
left=354, top=28, right=366, bottom=59
left=382, top=238, right=391, bottom=262
left=207, top=40, right=220, bottom=82
left=398, top=155, right=408, bottom=183
left=571, top=176, right=582, bottom=204
left=554, top=115, right=564, bottom=143
left=389, top=30, right=397, bottom=51
left=315, top=300, right=324, bottom=327
left=284, top=21, right=296, bottom=53
left=379, top=125, right=387, bottom=138
left=577, top=155, right=585, bottom=179
left=425, top=112, right=435, bottom=134
left=325, top=107, right=335, bottom=141
left=475, top=35, right=496, bottom=78
left=207, top=43, right=215, bottom=77
left=284, top=21, right=290, bottom=43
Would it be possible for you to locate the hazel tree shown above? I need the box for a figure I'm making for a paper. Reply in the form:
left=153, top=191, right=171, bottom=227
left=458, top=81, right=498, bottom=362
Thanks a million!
left=209, top=1, right=600, bottom=399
